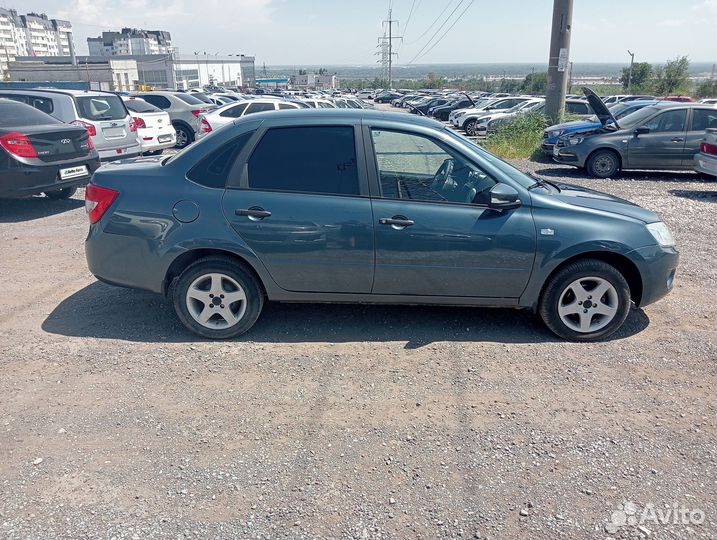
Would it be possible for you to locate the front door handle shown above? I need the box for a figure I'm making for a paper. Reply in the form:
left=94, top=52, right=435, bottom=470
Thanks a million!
left=379, top=216, right=415, bottom=229
left=235, top=207, right=272, bottom=220
left=671, top=137, right=685, bottom=142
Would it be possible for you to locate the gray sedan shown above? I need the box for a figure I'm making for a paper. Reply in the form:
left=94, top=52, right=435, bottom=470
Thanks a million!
left=553, top=88, right=717, bottom=177
left=84, top=109, right=679, bottom=341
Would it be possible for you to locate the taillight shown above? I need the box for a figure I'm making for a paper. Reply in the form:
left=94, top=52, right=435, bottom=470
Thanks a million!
left=0, top=132, right=38, bottom=158
left=86, top=135, right=95, bottom=151
left=85, top=184, right=119, bottom=224
left=133, top=116, right=146, bottom=129
left=700, top=142, right=717, bottom=156
left=71, top=120, right=97, bottom=137
left=191, top=109, right=206, bottom=117
left=201, top=118, right=212, bottom=133
left=129, top=118, right=137, bottom=132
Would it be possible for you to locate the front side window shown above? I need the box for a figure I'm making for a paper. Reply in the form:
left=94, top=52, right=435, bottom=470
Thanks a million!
left=247, top=126, right=359, bottom=195
left=643, top=109, right=687, bottom=132
left=278, top=103, right=297, bottom=110
left=244, top=102, right=276, bottom=115
left=691, top=109, right=717, bottom=131
left=371, top=129, right=497, bottom=205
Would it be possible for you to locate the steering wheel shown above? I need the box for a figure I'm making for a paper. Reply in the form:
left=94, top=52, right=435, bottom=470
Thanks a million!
left=430, top=159, right=454, bottom=191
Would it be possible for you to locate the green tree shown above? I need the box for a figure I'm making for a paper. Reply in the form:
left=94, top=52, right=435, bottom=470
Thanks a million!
left=695, top=79, right=717, bottom=98
left=619, top=62, right=652, bottom=92
left=651, top=56, right=690, bottom=96
left=521, top=72, right=548, bottom=94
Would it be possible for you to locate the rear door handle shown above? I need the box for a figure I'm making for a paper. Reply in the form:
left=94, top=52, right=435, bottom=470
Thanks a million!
left=671, top=137, right=685, bottom=142
left=235, top=207, right=271, bottom=220
left=379, top=216, right=415, bottom=229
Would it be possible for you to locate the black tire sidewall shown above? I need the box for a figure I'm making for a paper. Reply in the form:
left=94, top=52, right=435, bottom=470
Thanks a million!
left=174, top=125, right=192, bottom=149
left=172, top=258, right=264, bottom=339
left=539, top=260, right=631, bottom=341
left=587, top=150, right=619, bottom=178
left=465, top=119, right=476, bottom=135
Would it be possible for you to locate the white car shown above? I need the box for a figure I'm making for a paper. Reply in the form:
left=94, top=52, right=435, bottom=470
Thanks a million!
left=454, top=97, right=535, bottom=131
left=467, top=99, right=545, bottom=136
left=302, top=99, right=337, bottom=109
left=197, top=99, right=302, bottom=139
left=122, top=96, right=175, bottom=154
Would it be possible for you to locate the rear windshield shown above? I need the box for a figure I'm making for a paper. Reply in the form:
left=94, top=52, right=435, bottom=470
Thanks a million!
left=174, top=93, right=205, bottom=105
left=76, top=95, right=127, bottom=120
left=124, top=99, right=161, bottom=113
left=0, top=100, right=62, bottom=127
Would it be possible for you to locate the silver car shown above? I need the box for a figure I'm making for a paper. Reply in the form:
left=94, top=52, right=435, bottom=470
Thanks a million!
left=131, top=91, right=216, bottom=148
left=0, top=88, right=140, bottom=161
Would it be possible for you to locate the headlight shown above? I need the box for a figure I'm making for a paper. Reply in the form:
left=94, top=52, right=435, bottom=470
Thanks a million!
left=567, top=136, right=584, bottom=146
left=549, top=129, right=564, bottom=137
left=455, top=111, right=466, bottom=118
left=646, top=222, right=675, bottom=248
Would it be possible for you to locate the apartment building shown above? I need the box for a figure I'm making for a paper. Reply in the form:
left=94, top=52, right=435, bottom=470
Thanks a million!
left=88, top=28, right=172, bottom=57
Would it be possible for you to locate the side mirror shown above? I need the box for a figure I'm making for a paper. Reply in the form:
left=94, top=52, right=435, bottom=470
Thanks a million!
left=488, top=183, right=521, bottom=210
left=634, top=126, right=650, bottom=136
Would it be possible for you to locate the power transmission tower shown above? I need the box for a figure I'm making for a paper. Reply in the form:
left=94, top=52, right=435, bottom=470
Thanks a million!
left=545, top=0, right=574, bottom=123
left=375, top=34, right=389, bottom=83
left=382, top=9, right=402, bottom=89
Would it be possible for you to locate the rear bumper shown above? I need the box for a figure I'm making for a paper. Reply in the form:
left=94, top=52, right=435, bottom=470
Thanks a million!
left=693, top=152, right=717, bottom=177
left=98, top=142, right=142, bottom=162
left=138, top=129, right=176, bottom=152
left=0, top=155, right=100, bottom=198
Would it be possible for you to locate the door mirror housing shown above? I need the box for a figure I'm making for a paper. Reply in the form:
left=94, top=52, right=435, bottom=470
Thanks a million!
left=488, top=183, right=521, bottom=210
left=634, top=126, right=650, bottom=136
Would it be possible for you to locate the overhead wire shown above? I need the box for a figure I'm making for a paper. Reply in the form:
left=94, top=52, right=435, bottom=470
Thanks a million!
left=406, top=0, right=467, bottom=64
left=408, top=0, right=474, bottom=64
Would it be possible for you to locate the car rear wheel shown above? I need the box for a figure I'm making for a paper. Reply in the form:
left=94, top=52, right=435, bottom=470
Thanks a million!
left=172, top=257, right=264, bottom=339
left=45, top=187, right=77, bottom=200
left=586, top=150, right=620, bottom=178
left=174, top=125, right=192, bottom=149
left=538, top=259, right=631, bottom=341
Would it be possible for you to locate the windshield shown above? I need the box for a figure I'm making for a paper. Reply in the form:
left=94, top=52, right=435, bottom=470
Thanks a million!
left=444, top=128, right=536, bottom=189
left=617, top=106, right=661, bottom=129
left=75, top=95, right=127, bottom=120
left=124, top=98, right=161, bottom=113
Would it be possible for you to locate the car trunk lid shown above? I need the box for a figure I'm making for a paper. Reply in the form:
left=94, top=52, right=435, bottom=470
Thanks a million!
left=23, top=124, right=91, bottom=163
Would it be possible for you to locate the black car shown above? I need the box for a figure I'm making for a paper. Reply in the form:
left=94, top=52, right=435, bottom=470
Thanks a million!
left=430, top=97, right=475, bottom=121
left=374, top=91, right=402, bottom=103
left=413, top=97, right=451, bottom=116
left=0, top=99, right=100, bottom=199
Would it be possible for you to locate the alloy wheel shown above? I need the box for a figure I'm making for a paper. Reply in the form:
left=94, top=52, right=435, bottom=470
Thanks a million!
left=557, top=276, right=619, bottom=333
left=185, top=273, right=247, bottom=329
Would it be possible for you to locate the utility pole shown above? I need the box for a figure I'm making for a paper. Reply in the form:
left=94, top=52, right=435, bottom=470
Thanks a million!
left=627, top=49, right=635, bottom=92
left=381, top=9, right=401, bottom=89
left=545, top=0, right=574, bottom=123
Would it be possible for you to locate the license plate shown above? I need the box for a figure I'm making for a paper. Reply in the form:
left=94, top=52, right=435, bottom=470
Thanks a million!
left=158, top=134, right=173, bottom=143
left=59, top=165, right=89, bottom=180
left=102, top=127, right=126, bottom=139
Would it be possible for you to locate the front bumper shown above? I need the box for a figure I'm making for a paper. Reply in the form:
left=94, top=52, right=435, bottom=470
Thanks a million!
left=0, top=155, right=101, bottom=198
left=552, top=144, right=584, bottom=165
left=630, top=245, right=680, bottom=307
left=693, top=152, right=717, bottom=177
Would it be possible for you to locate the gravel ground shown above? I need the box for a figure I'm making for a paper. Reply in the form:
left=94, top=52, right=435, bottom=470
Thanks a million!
left=0, top=158, right=715, bottom=540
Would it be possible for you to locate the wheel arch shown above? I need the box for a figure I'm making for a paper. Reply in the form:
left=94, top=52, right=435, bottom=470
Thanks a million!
left=586, top=146, right=624, bottom=170
left=163, top=248, right=267, bottom=299
left=538, top=250, right=643, bottom=307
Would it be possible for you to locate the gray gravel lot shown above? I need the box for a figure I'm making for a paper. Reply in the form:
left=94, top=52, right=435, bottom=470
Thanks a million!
left=0, top=157, right=715, bottom=540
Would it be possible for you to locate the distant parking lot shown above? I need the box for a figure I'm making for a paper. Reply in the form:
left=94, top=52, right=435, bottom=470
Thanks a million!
left=1, top=155, right=715, bottom=539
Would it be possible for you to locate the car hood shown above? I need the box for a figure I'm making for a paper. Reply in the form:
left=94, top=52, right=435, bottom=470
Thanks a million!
left=547, top=182, right=658, bottom=222
left=582, top=87, right=617, bottom=127
left=548, top=120, right=600, bottom=133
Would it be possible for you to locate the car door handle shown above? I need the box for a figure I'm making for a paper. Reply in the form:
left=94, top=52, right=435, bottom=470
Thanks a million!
left=379, top=216, right=415, bottom=229
left=671, top=137, right=685, bottom=142
left=235, top=207, right=271, bottom=220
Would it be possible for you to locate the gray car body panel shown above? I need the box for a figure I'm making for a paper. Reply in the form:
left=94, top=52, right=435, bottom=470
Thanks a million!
left=86, top=109, right=678, bottom=312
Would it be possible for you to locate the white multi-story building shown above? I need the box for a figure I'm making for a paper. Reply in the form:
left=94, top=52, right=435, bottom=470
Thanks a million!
left=0, top=8, right=73, bottom=76
left=87, top=28, right=172, bottom=57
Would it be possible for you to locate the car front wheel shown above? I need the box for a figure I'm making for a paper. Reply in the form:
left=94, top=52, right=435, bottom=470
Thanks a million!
left=539, top=259, right=631, bottom=341
left=172, top=257, right=264, bottom=339
left=586, top=150, right=620, bottom=178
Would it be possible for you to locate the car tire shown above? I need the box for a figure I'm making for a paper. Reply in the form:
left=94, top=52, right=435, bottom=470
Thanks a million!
left=45, top=187, right=77, bottom=200
left=172, top=257, right=264, bottom=339
left=586, top=150, right=620, bottom=178
left=538, top=259, right=631, bottom=342
left=464, top=119, right=478, bottom=136
left=174, top=124, right=193, bottom=149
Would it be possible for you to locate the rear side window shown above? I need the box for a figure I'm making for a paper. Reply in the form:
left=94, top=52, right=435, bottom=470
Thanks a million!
left=0, top=94, right=54, bottom=114
left=219, top=103, right=249, bottom=118
left=186, top=131, right=254, bottom=189
left=0, top=101, right=61, bottom=127
left=245, top=102, right=276, bottom=115
left=141, top=95, right=172, bottom=109
left=248, top=126, right=358, bottom=196
left=691, top=109, right=717, bottom=131
left=174, top=93, right=205, bottom=105
left=278, top=103, right=297, bottom=110
left=124, top=99, right=161, bottom=113
left=76, top=95, right=127, bottom=120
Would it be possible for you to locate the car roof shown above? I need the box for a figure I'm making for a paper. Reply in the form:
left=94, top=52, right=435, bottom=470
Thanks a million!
left=0, top=88, right=118, bottom=98
left=233, top=108, right=445, bottom=128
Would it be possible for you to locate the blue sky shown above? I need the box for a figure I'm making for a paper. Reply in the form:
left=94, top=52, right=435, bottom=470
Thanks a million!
left=17, top=0, right=717, bottom=65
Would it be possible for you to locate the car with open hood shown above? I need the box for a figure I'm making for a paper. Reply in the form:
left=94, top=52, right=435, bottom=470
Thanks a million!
left=542, top=98, right=661, bottom=154
left=553, top=88, right=717, bottom=177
